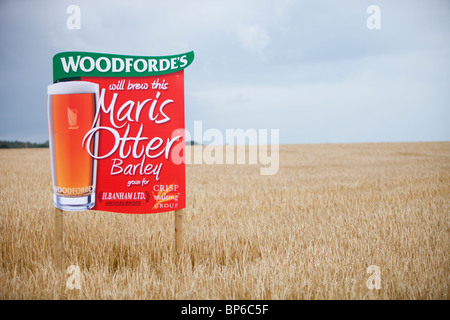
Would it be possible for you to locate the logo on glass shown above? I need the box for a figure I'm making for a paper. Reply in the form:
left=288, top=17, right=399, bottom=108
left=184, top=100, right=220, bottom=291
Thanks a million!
left=67, top=107, right=79, bottom=129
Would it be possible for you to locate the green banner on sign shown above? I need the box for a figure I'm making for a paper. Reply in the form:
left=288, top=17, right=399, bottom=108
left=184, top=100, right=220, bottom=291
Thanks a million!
left=53, top=51, right=194, bottom=82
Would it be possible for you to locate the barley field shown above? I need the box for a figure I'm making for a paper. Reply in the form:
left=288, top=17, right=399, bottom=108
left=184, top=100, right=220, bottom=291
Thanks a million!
left=0, top=142, right=449, bottom=300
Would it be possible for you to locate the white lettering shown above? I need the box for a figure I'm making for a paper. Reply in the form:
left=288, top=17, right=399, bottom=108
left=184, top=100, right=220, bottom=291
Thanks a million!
left=80, top=56, right=95, bottom=72
left=125, top=58, right=133, bottom=72
left=60, top=56, right=81, bottom=73
left=59, top=55, right=189, bottom=74
left=96, top=57, right=111, bottom=72
left=112, top=58, right=125, bottom=72
left=134, top=59, right=147, bottom=72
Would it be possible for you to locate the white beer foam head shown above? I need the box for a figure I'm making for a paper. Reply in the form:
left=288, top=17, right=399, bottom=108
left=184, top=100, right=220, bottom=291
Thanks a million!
left=48, top=81, right=99, bottom=95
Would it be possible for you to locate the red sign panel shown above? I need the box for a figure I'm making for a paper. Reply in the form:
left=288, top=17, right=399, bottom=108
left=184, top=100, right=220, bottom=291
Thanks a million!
left=50, top=52, right=193, bottom=214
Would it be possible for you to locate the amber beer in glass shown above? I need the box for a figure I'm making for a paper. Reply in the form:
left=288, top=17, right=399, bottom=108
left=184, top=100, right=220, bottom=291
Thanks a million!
left=47, top=81, right=99, bottom=211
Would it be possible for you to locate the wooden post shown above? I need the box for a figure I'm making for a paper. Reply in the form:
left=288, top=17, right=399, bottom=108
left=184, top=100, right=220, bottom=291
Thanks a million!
left=54, top=207, right=64, bottom=273
left=174, top=209, right=183, bottom=259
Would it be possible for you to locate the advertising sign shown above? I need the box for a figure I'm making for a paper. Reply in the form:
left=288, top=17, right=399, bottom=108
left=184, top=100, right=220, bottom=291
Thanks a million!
left=48, top=51, right=194, bottom=214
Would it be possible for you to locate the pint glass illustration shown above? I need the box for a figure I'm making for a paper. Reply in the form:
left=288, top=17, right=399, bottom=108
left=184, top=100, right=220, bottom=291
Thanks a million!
left=47, top=81, right=99, bottom=211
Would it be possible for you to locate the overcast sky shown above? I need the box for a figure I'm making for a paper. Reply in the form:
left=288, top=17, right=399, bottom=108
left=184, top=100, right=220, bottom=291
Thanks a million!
left=0, top=0, right=449, bottom=144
